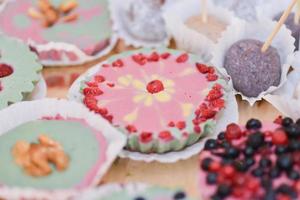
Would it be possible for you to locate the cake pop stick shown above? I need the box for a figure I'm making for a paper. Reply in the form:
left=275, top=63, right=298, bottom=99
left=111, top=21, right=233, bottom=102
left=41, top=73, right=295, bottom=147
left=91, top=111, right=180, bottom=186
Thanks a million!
left=261, top=0, right=298, bottom=53
left=295, top=0, right=300, bottom=24
left=201, top=0, right=207, bottom=23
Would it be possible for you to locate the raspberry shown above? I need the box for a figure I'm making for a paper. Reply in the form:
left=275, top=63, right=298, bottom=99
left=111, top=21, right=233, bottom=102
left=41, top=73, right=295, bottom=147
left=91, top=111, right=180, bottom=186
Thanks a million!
left=147, top=52, right=160, bottom=62
left=222, top=165, right=235, bottom=177
left=146, top=80, right=164, bottom=94
left=112, top=59, right=124, bottom=67
left=176, top=121, right=186, bottom=130
left=196, top=63, right=209, bottom=74
left=140, top=132, right=153, bottom=143
left=83, top=87, right=103, bottom=96
left=94, top=75, right=105, bottom=83
left=126, top=125, right=137, bottom=133
left=161, top=52, right=171, bottom=59
left=206, top=74, right=218, bottom=81
left=0, top=64, right=13, bottom=78
left=176, top=53, right=189, bottom=63
left=225, top=123, right=242, bottom=140
left=159, top=131, right=173, bottom=141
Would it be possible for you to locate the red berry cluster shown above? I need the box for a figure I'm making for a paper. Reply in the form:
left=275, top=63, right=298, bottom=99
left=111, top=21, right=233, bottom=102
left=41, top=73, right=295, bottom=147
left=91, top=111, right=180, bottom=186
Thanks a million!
left=131, top=52, right=172, bottom=66
left=83, top=74, right=113, bottom=123
left=196, top=63, right=219, bottom=82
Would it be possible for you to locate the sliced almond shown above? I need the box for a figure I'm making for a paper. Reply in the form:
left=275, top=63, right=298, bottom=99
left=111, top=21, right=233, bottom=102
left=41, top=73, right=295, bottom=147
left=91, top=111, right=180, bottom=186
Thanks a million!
left=63, top=13, right=78, bottom=23
left=37, top=0, right=52, bottom=13
left=27, top=7, right=43, bottom=19
left=60, top=0, right=78, bottom=14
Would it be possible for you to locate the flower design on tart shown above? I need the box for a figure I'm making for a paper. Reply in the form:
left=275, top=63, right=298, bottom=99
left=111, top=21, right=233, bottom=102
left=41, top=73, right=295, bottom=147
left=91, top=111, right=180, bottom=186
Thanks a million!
left=80, top=49, right=227, bottom=153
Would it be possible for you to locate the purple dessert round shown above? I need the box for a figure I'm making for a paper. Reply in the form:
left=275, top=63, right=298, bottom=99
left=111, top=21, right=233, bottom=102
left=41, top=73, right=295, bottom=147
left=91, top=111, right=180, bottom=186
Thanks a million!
left=224, top=39, right=281, bottom=98
left=274, top=13, right=300, bottom=50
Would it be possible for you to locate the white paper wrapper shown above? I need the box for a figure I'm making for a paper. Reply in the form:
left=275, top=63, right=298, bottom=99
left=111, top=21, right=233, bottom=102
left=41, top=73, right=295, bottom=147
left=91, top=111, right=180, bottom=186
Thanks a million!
left=163, top=0, right=237, bottom=62
left=256, top=0, right=296, bottom=20
left=109, top=0, right=170, bottom=48
left=0, top=99, right=126, bottom=200
left=26, top=76, right=47, bottom=101
left=264, top=70, right=300, bottom=120
left=68, top=63, right=239, bottom=163
left=292, top=51, right=300, bottom=70
left=211, top=18, right=295, bottom=106
left=0, top=0, right=118, bottom=67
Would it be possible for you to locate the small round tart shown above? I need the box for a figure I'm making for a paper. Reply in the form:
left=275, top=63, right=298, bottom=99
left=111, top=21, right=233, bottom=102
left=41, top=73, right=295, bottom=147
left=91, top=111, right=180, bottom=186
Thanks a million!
left=0, top=35, right=42, bottom=109
left=79, top=48, right=228, bottom=154
left=198, top=117, right=300, bottom=200
left=76, top=183, right=193, bottom=200
left=0, top=99, right=126, bottom=199
left=0, top=0, right=114, bottom=65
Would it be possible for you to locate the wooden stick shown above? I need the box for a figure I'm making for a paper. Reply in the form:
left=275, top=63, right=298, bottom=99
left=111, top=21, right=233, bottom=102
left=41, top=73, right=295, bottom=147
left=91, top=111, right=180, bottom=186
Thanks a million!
left=261, top=0, right=298, bottom=53
left=201, top=0, right=207, bottom=23
left=295, top=0, right=300, bottom=24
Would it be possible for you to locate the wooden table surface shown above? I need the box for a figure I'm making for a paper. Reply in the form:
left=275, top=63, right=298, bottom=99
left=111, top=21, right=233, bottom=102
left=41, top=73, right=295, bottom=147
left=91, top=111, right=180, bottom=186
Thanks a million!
left=43, top=40, right=282, bottom=199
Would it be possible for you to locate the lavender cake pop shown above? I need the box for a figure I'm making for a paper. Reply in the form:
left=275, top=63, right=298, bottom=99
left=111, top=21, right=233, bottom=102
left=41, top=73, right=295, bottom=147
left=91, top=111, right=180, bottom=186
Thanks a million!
left=224, top=39, right=281, bottom=97
left=274, top=13, right=300, bottom=50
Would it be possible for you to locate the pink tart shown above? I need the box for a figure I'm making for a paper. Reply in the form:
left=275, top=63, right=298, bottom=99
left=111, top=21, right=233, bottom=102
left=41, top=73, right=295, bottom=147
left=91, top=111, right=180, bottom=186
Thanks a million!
left=78, top=48, right=228, bottom=154
left=199, top=117, right=300, bottom=200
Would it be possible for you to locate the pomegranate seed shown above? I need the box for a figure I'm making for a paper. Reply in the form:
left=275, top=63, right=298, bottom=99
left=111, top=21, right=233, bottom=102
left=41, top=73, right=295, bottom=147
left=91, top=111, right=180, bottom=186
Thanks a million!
left=222, top=165, right=235, bottom=177
left=0, top=64, right=13, bottom=78
left=146, top=80, right=164, bottom=94
left=168, top=121, right=175, bottom=127
left=209, top=161, right=221, bottom=172
left=194, top=125, right=201, bottom=133
left=83, top=87, right=103, bottom=96
left=94, top=75, right=105, bottom=83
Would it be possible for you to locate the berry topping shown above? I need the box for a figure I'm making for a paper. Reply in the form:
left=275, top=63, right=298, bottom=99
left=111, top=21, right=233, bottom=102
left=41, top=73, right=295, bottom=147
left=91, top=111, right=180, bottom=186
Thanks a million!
left=204, top=139, right=218, bottom=150
left=173, top=191, right=186, bottom=199
left=112, top=59, right=124, bottom=67
left=0, top=63, right=13, bottom=78
left=217, top=184, right=231, bottom=198
left=246, top=119, right=262, bottom=130
left=272, top=130, right=288, bottom=145
left=176, top=53, right=188, bottom=63
left=282, top=117, right=294, bottom=127
left=146, top=80, right=164, bottom=94
left=276, top=154, right=293, bottom=170
left=225, top=123, right=242, bottom=141
left=246, top=132, right=265, bottom=149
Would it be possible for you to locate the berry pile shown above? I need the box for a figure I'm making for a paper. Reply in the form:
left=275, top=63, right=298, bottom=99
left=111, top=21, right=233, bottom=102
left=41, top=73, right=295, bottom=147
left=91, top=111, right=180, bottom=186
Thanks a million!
left=200, top=118, right=300, bottom=200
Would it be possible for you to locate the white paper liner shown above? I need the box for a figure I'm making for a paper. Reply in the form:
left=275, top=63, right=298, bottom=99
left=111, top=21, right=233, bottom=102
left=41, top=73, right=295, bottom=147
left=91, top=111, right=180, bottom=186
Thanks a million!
left=292, top=51, right=300, bottom=70
left=109, top=0, right=170, bottom=48
left=74, top=183, right=150, bottom=200
left=26, top=75, right=47, bottom=101
left=68, top=64, right=238, bottom=163
left=1, top=0, right=118, bottom=67
left=0, top=99, right=126, bottom=200
left=264, top=70, right=300, bottom=120
left=211, top=18, right=295, bottom=106
left=163, top=0, right=237, bottom=62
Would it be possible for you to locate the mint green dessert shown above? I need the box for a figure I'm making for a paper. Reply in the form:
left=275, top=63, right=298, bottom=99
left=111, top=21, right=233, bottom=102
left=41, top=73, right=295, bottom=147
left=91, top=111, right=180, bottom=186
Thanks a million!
left=0, top=35, right=42, bottom=109
left=0, top=118, right=107, bottom=190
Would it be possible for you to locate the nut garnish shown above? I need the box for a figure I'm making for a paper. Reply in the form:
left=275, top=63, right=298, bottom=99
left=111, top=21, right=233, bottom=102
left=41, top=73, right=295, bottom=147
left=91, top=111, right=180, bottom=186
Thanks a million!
left=12, top=135, right=69, bottom=177
left=27, top=0, right=78, bottom=28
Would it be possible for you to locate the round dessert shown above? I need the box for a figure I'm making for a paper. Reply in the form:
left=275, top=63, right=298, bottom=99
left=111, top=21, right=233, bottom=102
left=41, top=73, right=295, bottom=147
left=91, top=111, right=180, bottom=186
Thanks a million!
left=0, top=0, right=114, bottom=65
left=114, top=0, right=168, bottom=46
left=185, top=15, right=227, bottom=42
left=274, top=12, right=300, bottom=50
left=198, top=117, right=300, bottom=200
left=76, top=183, right=193, bottom=200
left=0, top=116, right=107, bottom=190
left=78, top=48, right=228, bottom=154
left=224, top=39, right=281, bottom=98
left=0, top=35, right=42, bottom=109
